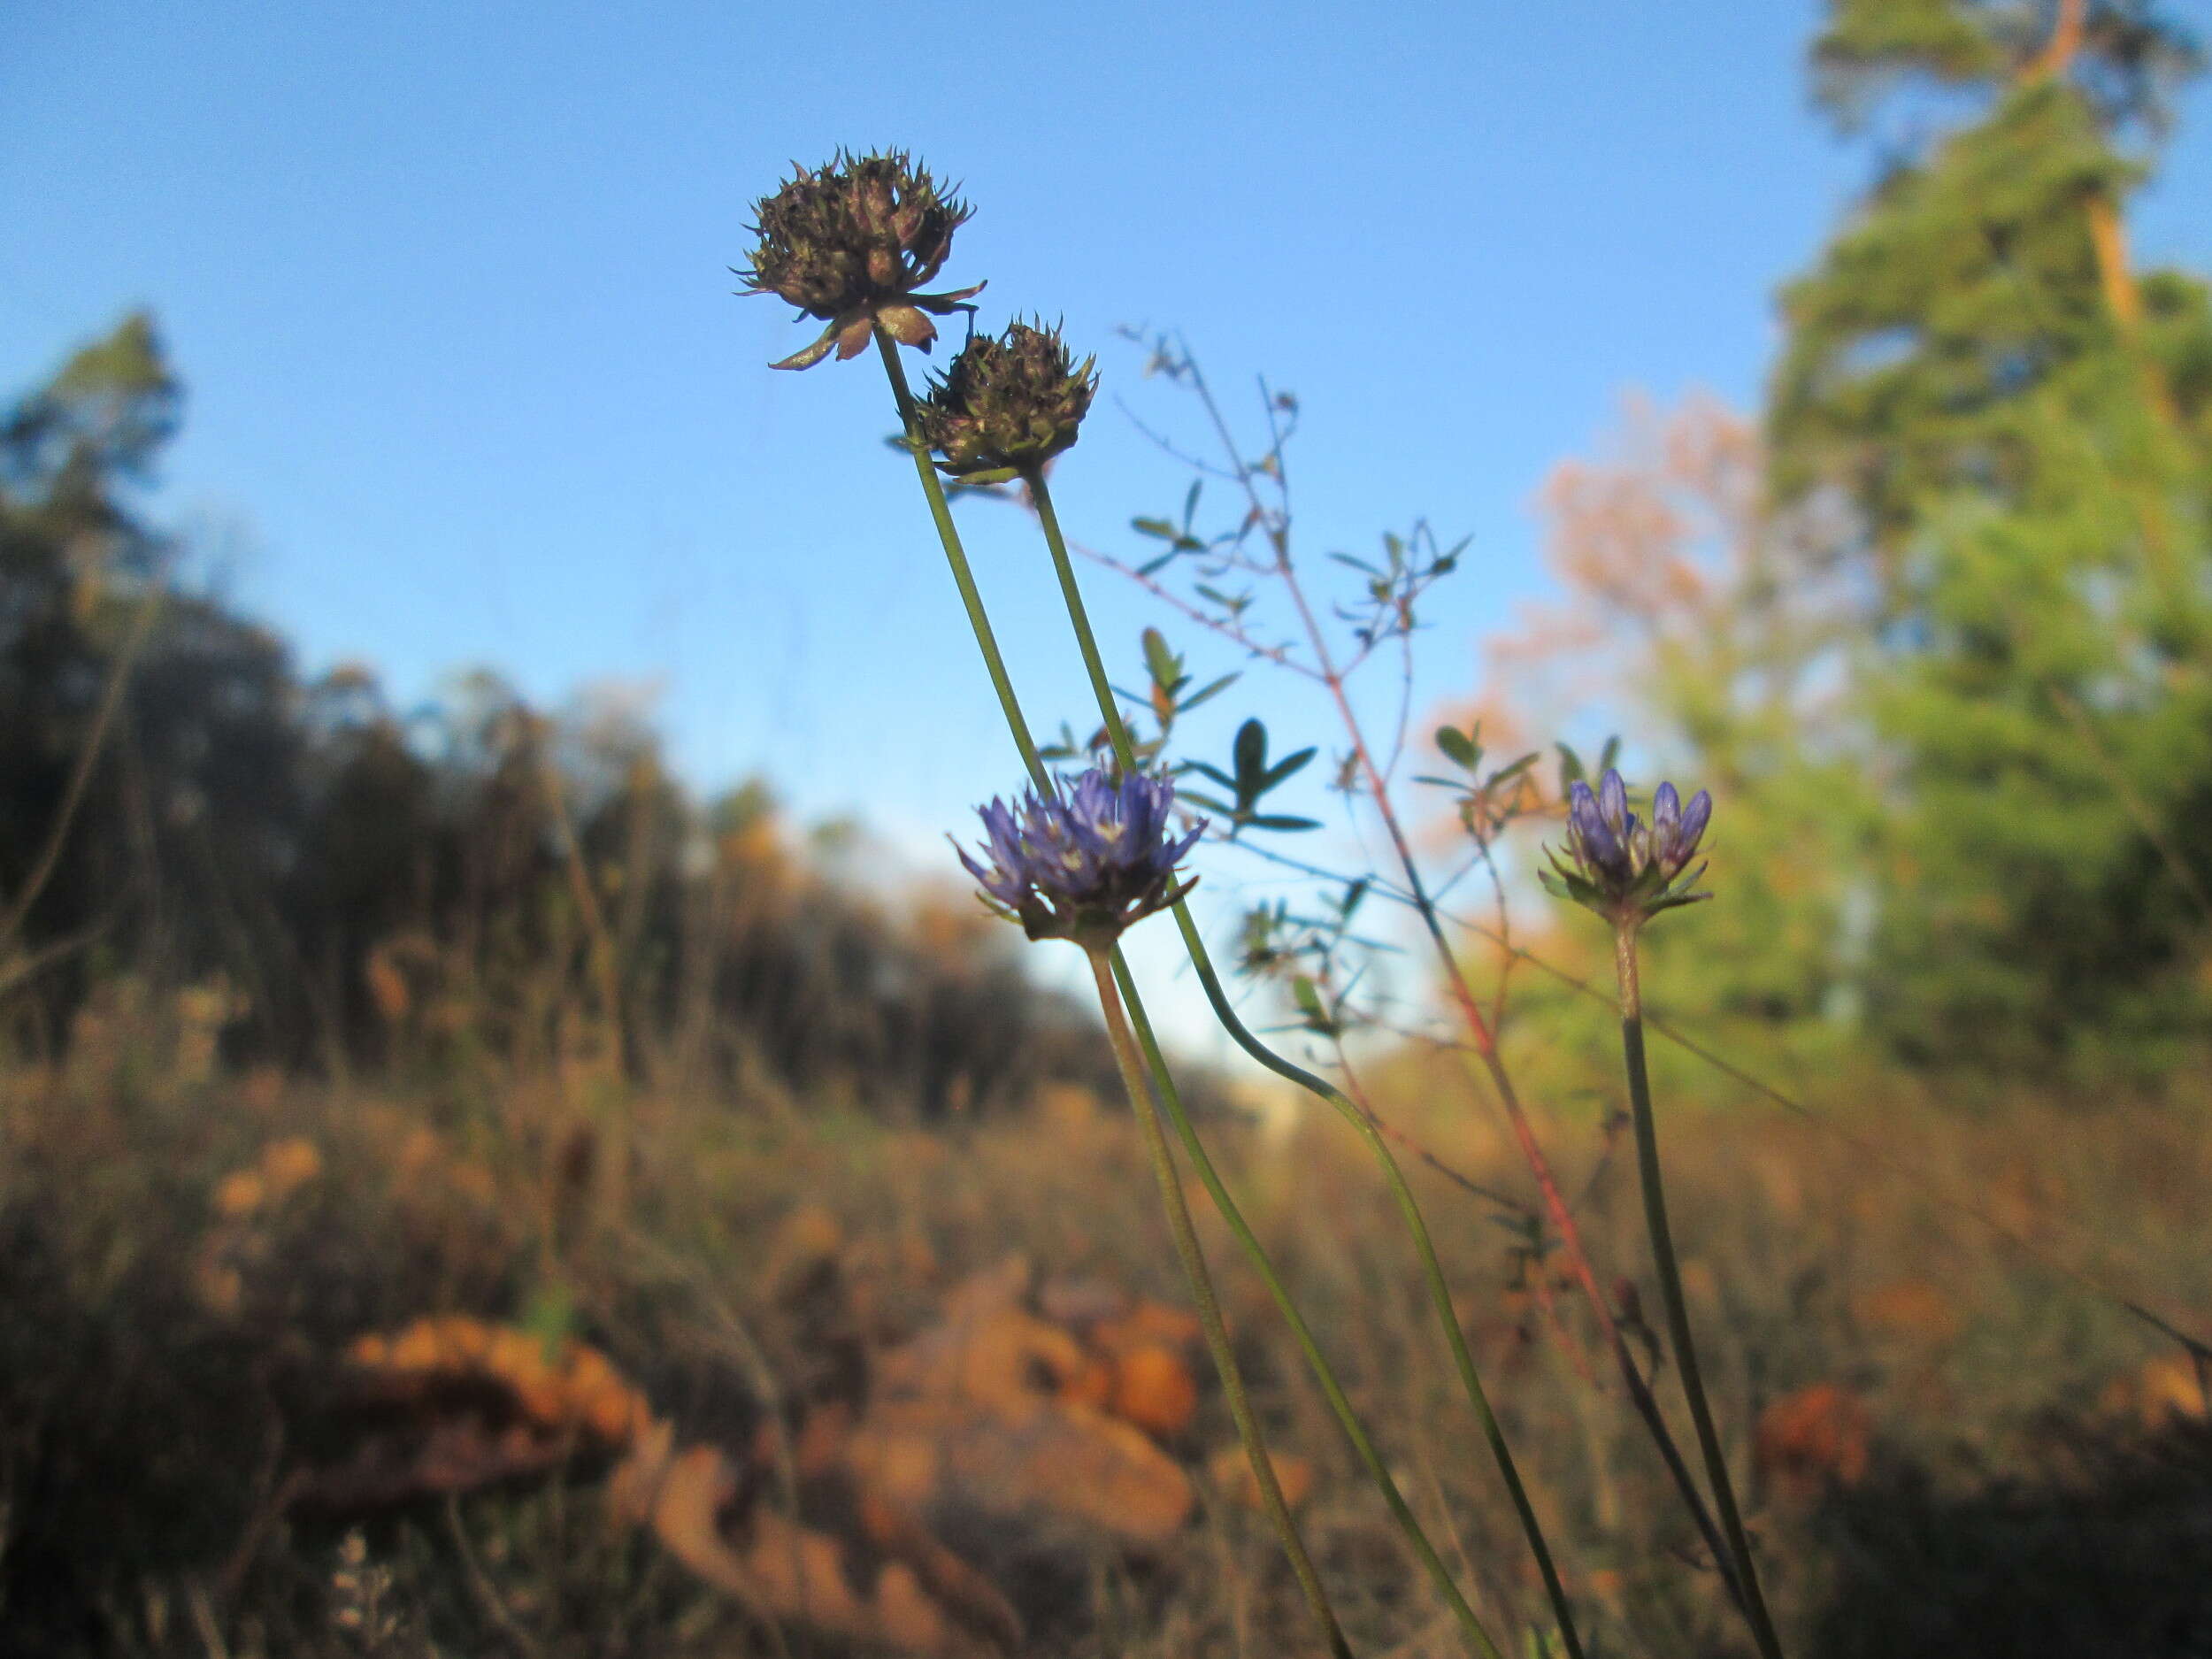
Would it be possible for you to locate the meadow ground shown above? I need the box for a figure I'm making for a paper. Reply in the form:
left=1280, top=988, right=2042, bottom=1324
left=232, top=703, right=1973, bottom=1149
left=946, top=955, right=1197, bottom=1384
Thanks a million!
left=5, top=986, right=2211, bottom=1659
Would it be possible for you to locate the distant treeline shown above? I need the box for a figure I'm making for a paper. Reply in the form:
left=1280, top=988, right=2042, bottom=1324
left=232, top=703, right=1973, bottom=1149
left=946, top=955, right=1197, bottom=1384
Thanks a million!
left=0, top=315, right=1119, bottom=1115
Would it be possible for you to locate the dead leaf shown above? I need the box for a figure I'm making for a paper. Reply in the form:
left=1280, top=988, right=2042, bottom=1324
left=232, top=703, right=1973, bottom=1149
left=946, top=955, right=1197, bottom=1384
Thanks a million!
left=1755, top=1383, right=1871, bottom=1502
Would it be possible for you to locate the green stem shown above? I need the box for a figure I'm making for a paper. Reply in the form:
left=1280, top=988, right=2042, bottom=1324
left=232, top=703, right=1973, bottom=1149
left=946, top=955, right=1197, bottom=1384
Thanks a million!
left=1112, top=951, right=1503, bottom=1659
left=875, top=333, right=1049, bottom=792
left=874, top=332, right=1348, bottom=1652
left=1613, top=926, right=1786, bottom=1659
left=1032, top=465, right=1582, bottom=1659
left=1087, top=950, right=1353, bottom=1659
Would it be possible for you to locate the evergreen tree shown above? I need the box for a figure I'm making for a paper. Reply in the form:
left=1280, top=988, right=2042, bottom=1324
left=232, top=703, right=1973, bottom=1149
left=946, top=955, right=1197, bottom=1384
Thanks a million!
left=1769, top=0, right=2212, bottom=1079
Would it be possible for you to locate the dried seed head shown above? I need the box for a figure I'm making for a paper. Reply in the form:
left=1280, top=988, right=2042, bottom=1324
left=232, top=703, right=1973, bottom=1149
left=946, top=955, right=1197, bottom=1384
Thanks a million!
left=741, top=150, right=983, bottom=370
left=917, top=320, right=1098, bottom=480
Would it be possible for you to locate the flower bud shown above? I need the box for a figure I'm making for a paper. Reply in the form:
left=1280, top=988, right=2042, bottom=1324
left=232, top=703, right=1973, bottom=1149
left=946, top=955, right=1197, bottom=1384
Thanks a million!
left=1542, top=768, right=1713, bottom=926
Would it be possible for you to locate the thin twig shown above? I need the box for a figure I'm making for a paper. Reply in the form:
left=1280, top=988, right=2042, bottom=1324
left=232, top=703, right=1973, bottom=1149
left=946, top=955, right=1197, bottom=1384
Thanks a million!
left=0, top=583, right=163, bottom=952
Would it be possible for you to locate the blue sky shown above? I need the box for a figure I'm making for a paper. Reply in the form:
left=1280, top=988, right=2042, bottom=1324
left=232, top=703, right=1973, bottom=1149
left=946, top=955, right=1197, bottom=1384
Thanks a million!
left=4, top=3, right=2209, bottom=1036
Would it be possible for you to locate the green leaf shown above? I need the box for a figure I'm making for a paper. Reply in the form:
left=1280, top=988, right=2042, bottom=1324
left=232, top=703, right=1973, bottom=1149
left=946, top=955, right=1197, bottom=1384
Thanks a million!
left=1233, top=719, right=1268, bottom=788
left=1555, top=742, right=1586, bottom=792
left=1178, top=672, right=1239, bottom=714
left=1141, top=627, right=1181, bottom=690
left=1192, top=583, right=1248, bottom=612
left=1261, top=746, right=1316, bottom=788
left=1435, top=725, right=1480, bottom=770
left=1133, top=516, right=1178, bottom=540
left=1249, top=812, right=1321, bottom=833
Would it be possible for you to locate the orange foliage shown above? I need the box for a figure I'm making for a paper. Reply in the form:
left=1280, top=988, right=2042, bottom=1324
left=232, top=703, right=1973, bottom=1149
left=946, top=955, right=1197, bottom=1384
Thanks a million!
left=1754, top=1382, right=1873, bottom=1502
left=211, top=1135, right=325, bottom=1219
left=1107, top=1343, right=1200, bottom=1439
left=1207, top=1444, right=1317, bottom=1512
left=1855, top=1279, right=1963, bottom=1347
left=346, top=1315, right=656, bottom=1449
left=2101, top=1353, right=2209, bottom=1429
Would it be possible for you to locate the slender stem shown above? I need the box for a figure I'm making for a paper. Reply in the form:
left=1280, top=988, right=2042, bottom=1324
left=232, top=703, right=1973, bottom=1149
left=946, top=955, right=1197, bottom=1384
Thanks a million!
left=872, top=333, right=1360, bottom=1649
left=1614, top=927, right=1786, bottom=1659
left=1112, top=951, right=1503, bottom=1658
left=875, top=332, right=1049, bottom=792
left=1032, top=465, right=1567, bottom=1658
left=1087, top=949, right=1353, bottom=1659
left=0, top=583, right=163, bottom=953
left=1231, top=445, right=1756, bottom=1629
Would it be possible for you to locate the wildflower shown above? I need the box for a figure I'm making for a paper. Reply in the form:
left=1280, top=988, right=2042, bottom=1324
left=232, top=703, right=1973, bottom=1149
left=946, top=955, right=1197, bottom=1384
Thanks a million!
left=741, top=150, right=983, bottom=370
left=958, top=767, right=1202, bottom=949
left=1542, top=768, right=1711, bottom=926
left=917, top=319, right=1097, bottom=481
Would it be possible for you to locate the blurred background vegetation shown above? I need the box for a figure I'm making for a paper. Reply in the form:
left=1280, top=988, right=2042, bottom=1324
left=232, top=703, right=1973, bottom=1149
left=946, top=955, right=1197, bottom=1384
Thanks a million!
left=5, top=3, right=2212, bottom=1656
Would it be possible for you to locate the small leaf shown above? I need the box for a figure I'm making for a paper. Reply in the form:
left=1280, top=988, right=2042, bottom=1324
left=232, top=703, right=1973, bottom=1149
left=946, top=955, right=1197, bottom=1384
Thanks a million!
left=1249, top=813, right=1321, bottom=833
left=1133, top=516, right=1178, bottom=541
left=1555, top=742, right=1586, bottom=792
left=1435, top=726, right=1480, bottom=770
left=1142, top=627, right=1181, bottom=691
left=1178, top=672, right=1239, bottom=714
left=1181, top=479, right=1203, bottom=530
left=1261, top=746, right=1316, bottom=788
left=1233, top=719, right=1268, bottom=789
left=1137, top=550, right=1179, bottom=577
left=1192, top=583, right=1248, bottom=613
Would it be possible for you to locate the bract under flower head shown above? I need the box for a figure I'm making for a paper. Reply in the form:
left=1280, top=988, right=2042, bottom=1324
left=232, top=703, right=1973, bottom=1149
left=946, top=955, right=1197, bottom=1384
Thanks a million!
left=918, top=320, right=1098, bottom=481
left=741, top=150, right=984, bottom=371
left=1542, top=768, right=1712, bottom=927
left=957, top=767, right=1203, bottom=949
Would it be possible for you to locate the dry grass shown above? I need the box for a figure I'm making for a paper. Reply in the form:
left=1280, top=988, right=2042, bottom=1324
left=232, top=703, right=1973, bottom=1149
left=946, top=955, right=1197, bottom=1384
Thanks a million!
left=4, top=987, right=2210, bottom=1657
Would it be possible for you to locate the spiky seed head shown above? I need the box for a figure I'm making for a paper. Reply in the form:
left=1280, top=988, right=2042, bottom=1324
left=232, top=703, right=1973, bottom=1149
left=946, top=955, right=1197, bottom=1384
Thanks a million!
left=916, top=319, right=1098, bottom=481
left=741, top=150, right=984, bottom=370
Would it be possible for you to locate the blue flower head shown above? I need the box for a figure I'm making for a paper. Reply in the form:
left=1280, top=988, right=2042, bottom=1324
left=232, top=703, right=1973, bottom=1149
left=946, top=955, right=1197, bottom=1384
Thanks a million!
left=958, top=766, right=1203, bottom=949
left=1542, top=768, right=1712, bottom=926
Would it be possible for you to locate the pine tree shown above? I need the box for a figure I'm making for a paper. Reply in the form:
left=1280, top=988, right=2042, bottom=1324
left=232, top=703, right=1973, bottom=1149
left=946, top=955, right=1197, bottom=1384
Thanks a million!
left=1768, top=0, right=2212, bottom=1079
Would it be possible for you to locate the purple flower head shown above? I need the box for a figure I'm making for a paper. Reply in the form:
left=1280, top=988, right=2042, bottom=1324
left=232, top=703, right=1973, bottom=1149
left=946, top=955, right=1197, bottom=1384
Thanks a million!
left=957, top=765, right=1203, bottom=948
left=1545, top=767, right=1712, bottom=926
